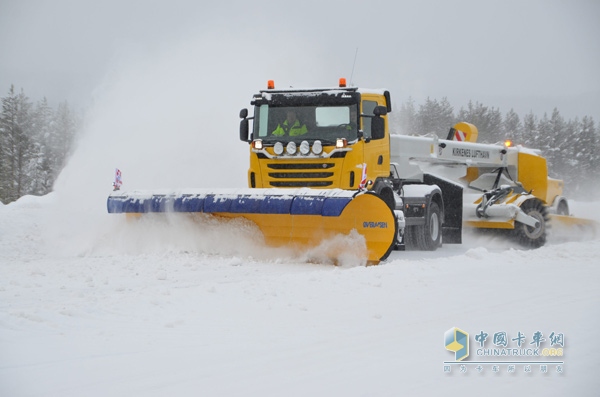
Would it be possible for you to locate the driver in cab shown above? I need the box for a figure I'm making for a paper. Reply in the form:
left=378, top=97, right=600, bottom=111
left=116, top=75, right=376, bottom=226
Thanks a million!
left=272, top=110, right=308, bottom=136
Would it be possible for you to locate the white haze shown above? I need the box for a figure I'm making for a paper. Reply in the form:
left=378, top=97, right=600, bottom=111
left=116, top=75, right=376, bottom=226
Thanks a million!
left=42, top=30, right=369, bottom=262
left=2, top=1, right=599, bottom=121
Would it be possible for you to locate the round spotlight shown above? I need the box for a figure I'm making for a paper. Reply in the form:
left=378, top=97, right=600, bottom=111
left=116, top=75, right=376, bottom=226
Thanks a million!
left=299, top=140, right=310, bottom=155
left=312, top=140, right=323, bottom=155
left=286, top=141, right=297, bottom=155
left=273, top=142, right=284, bottom=155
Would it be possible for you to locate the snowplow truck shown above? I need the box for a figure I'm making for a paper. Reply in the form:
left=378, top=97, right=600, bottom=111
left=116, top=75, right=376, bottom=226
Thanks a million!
left=107, top=79, right=589, bottom=263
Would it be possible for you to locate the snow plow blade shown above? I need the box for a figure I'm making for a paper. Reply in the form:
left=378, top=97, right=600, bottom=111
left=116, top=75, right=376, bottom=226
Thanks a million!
left=549, top=214, right=598, bottom=236
left=107, top=189, right=397, bottom=264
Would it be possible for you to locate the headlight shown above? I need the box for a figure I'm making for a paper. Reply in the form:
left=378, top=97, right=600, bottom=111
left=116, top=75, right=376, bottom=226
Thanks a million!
left=286, top=141, right=297, bottom=155
left=299, top=140, right=310, bottom=155
left=273, top=142, right=284, bottom=155
left=252, top=139, right=263, bottom=150
left=312, top=140, right=323, bottom=155
left=336, top=138, right=348, bottom=148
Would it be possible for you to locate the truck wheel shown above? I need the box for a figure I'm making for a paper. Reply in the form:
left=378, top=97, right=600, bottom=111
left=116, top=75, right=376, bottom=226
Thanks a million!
left=404, top=225, right=416, bottom=249
left=412, top=202, right=442, bottom=251
left=557, top=200, right=569, bottom=215
left=514, top=199, right=548, bottom=248
left=378, top=188, right=396, bottom=211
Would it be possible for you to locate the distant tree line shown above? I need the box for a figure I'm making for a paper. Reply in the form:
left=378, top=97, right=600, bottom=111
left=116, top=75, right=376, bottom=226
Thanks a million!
left=390, top=98, right=599, bottom=198
left=1, top=85, right=597, bottom=203
left=0, top=85, right=80, bottom=204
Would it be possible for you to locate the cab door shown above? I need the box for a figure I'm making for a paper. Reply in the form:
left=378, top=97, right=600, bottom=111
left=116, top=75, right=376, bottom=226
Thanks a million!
left=360, top=94, right=390, bottom=182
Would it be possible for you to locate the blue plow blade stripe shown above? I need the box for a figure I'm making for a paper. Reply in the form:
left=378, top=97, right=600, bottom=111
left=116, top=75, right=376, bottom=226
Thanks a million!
left=107, top=193, right=352, bottom=217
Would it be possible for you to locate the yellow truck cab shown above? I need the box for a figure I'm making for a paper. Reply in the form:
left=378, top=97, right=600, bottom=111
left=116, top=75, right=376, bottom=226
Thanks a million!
left=239, top=79, right=395, bottom=205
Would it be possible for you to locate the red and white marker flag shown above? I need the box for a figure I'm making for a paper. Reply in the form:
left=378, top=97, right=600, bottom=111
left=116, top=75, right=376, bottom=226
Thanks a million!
left=359, top=163, right=368, bottom=190
left=113, top=168, right=122, bottom=191
left=454, top=129, right=466, bottom=141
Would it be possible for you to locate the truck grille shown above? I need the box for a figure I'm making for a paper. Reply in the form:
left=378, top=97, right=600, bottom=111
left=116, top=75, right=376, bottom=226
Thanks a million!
left=265, top=162, right=337, bottom=187
left=270, top=181, right=332, bottom=187
left=267, top=163, right=334, bottom=169
left=269, top=172, right=334, bottom=179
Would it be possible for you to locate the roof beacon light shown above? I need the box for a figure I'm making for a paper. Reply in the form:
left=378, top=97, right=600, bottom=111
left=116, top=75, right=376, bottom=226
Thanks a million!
left=267, top=80, right=275, bottom=89
left=504, top=139, right=513, bottom=147
left=339, top=78, right=347, bottom=88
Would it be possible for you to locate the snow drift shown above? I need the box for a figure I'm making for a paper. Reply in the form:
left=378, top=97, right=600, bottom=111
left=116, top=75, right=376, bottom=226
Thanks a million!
left=1, top=194, right=599, bottom=396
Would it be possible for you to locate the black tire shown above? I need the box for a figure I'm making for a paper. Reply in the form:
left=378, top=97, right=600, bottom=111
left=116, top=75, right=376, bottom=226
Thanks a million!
left=557, top=200, right=569, bottom=216
left=411, top=202, right=442, bottom=251
left=379, top=188, right=396, bottom=212
left=404, top=225, right=417, bottom=250
left=514, top=199, right=549, bottom=248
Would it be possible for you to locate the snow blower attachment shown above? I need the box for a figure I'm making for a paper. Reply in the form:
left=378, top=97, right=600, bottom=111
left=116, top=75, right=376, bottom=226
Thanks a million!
left=392, top=121, right=596, bottom=246
left=107, top=189, right=400, bottom=264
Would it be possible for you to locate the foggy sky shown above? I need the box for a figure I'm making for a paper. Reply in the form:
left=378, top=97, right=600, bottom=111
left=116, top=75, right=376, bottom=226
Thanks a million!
left=1, top=0, right=599, bottom=121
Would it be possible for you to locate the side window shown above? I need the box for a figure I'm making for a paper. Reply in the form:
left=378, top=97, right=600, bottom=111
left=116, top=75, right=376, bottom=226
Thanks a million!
left=255, top=105, right=270, bottom=138
left=361, top=100, right=377, bottom=139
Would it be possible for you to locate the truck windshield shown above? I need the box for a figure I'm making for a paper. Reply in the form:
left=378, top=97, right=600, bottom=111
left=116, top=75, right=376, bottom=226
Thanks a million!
left=254, top=105, right=359, bottom=144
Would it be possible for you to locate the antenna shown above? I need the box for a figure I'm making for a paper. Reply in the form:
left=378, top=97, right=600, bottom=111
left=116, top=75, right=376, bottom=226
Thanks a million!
left=349, top=48, right=359, bottom=86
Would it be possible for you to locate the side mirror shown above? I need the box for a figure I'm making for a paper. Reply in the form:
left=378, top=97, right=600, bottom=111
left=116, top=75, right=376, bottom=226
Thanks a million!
left=372, top=116, right=384, bottom=140
left=239, top=108, right=249, bottom=142
left=373, top=105, right=387, bottom=116
left=370, top=105, right=387, bottom=140
left=240, top=119, right=249, bottom=142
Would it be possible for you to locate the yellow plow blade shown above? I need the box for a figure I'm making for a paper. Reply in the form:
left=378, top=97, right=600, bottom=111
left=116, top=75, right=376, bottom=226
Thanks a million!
left=108, top=189, right=397, bottom=264
left=549, top=214, right=598, bottom=235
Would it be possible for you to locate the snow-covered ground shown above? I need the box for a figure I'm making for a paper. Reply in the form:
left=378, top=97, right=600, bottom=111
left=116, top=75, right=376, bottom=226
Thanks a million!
left=1, top=192, right=598, bottom=397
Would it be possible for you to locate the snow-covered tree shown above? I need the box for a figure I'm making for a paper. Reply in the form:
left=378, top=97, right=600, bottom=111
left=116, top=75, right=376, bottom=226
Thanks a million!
left=522, top=111, right=539, bottom=148
left=0, top=86, right=35, bottom=203
left=0, top=86, right=80, bottom=203
left=416, top=97, right=454, bottom=137
left=546, top=108, right=567, bottom=174
left=395, top=96, right=598, bottom=199
left=571, top=116, right=598, bottom=196
left=396, top=97, right=417, bottom=135
left=30, top=97, right=55, bottom=195
left=51, top=101, right=78, bottom=170
left=456, top=101, right=502, bottom=143
left=503, top=108, right=522, bottom=143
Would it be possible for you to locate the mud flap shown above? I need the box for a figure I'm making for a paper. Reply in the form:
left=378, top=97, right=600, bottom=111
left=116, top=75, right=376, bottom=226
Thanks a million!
left=423, top=174, right=463, bottom=244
